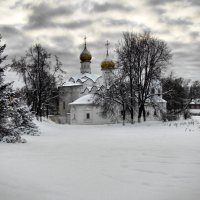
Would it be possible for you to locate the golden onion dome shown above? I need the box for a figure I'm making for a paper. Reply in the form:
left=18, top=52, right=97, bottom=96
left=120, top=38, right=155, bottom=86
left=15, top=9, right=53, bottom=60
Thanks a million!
left=101, top=40, right=115, bottom=70
left=80, top=48, right=92, bottom=62
left=101, top=57, right=115, bottom=70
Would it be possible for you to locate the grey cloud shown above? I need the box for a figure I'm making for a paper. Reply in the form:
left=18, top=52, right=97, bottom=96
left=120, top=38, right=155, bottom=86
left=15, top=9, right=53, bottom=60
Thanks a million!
left=160, top=17, right=193, bottom=26
left=10, top=0, right=32, bottom=9
left=169, top=41, right=200, bottom=80
left=146, top=0, right=183, bottom=5
left=0, top=26, right=21, bottom=38
left=91, top=2, right=134, bottom=12
left=25, top=3, right=75, bottom=29
left=64, top=20, right=93, bottom=29
left=186, top=0, right=200, bottom=6
left=190, top=31, right=200, bottom=39
left=147, top=0, right=200, bottom=6
left=46, top=36, right=82, bottom=75
left=104, top=19, right=134, bottom=26
left=0, top=25, right=32, bottom=58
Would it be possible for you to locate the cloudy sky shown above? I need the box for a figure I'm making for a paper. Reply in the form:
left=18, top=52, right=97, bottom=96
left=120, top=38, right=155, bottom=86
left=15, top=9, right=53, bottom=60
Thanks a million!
left=0, top=0, right=200, bottom=87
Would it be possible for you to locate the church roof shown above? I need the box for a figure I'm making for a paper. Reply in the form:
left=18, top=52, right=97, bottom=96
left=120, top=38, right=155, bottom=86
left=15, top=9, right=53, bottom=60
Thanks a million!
left=70, top=73, right=101, bottom=83
left=62, top=81, right=82, bottom=87
left=69, top=94, right=95, bottom=105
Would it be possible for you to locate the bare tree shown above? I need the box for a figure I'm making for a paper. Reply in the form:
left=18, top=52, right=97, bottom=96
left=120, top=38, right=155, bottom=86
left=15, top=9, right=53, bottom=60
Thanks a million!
left=117, top=31, right=172, bottom=122
left=10, top=44, right=66, bottom=121
left=95, top=69, right=131, bottom=125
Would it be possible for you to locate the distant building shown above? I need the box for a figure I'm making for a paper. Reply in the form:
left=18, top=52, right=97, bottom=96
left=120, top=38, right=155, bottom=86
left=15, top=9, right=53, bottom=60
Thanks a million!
left=189, top=99, right=200, bottom=116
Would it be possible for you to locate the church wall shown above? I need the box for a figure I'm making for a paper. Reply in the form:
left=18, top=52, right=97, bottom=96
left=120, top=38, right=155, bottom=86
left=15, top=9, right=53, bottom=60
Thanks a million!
left=70, top=104, right=112, bottom=125
left=58, top=85, right=82, bottom=117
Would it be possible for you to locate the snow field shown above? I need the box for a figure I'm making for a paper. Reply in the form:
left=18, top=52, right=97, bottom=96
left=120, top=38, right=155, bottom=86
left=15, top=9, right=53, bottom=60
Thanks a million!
left=0, top=117, right=200, bottom=200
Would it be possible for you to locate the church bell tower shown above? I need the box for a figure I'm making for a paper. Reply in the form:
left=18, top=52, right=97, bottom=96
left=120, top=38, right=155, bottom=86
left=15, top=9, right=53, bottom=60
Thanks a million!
left=80, top=36, right=92, bottom=74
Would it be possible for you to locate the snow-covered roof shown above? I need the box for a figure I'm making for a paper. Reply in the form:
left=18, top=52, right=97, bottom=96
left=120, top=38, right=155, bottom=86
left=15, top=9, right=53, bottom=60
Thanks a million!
left=70, top=73, right=101, bottom=83
left=69, top=94, right=95, bottom=105
left=62, top=81, right=82, bottom=87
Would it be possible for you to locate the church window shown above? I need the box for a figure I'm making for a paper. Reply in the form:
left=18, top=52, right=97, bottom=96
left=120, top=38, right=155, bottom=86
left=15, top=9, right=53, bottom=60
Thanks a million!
left=86, top=113, right=90, bottom=119
left=63, top=102, right=65, bottom=109
left=151, top=88, right=155, bottom=94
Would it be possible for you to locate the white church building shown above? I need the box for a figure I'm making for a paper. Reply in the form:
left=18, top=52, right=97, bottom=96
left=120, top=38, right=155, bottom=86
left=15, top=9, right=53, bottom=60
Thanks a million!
left=53, top=38, right=166, bottom=124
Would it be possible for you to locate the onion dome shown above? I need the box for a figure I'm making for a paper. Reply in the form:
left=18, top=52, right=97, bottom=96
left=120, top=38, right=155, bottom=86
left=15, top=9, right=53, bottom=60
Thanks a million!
left=101, top=57, right=115, bottom=70
left=101, top=40, right=115, bottom=70
left=80, top=36, right=92, bottom=62
left=80, top=48, right=92, bottom=62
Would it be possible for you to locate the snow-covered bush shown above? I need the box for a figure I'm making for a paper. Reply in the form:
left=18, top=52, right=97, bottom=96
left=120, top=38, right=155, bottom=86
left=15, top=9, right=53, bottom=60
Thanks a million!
left=161, top=113, right=180, bottom=121
left=2, top=135, right=27, bottom=143
left=10, top=98, right=40, bottom=136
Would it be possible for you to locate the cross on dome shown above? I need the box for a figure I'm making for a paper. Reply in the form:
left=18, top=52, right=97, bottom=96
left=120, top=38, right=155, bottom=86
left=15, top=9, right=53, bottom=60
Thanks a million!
left=101, top=40, right=115, bottom=70
left=84, top=35, right=87, bottom=49
left=105, top=40, right=110, bottom=57
left=80, top=35, right=92, bottom=62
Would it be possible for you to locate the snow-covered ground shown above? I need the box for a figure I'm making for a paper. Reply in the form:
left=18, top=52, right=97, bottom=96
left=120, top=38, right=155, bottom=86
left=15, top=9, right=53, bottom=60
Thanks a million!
left=0, top=117, right=200, bottom=200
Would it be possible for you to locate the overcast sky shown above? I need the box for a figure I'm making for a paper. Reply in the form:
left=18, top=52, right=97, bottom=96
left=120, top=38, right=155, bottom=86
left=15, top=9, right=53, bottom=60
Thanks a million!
left=0, top=0, right=200, bottom=87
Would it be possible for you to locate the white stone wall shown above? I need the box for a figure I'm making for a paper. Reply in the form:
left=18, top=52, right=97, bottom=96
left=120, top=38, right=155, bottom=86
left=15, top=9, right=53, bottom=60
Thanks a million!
left=70, top=104, right=112, bottom=125
left=58, top=85, right=82, bottom=116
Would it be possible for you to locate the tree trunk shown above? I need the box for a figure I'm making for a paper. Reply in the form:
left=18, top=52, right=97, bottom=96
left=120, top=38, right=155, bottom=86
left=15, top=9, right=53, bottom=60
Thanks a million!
left=36, top=106, right=39, bottom=121
left=143, top=105, right=146, bottom=122
left=138, top=104, right=146, bottom=122
left=46, top=105, right=49, bottom=119
left=138, top=105, right=143, bottom=123
left=130, top=107, right=134, bottom=124
left=39, top=108, right=42, bottom=122
left=122, top=104, right=126, bottom=126
left=130, top=67, right=134, bottom=124
left=38, top=96, right=42, bottom=122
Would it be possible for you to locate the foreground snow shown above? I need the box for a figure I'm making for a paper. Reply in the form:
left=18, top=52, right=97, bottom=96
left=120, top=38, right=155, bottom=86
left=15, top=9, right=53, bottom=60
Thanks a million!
left=0, top=118, right=200, bottom=200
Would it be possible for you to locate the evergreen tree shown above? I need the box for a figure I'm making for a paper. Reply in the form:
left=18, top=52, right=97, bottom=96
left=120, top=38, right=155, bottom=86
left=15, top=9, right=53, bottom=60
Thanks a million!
left=0, top=35, right=23, bottom=142
left=190, top=81, right=200, bottom=100
left=0, top=34, right=39, bottom=143
left=162, top=73, right=190, bottom=114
